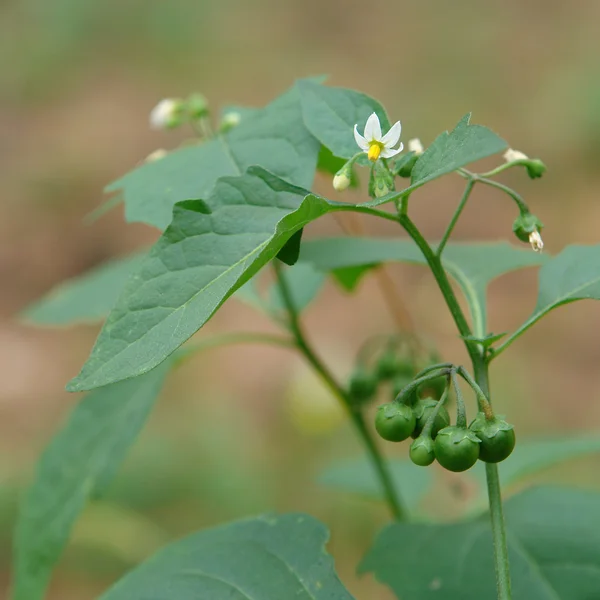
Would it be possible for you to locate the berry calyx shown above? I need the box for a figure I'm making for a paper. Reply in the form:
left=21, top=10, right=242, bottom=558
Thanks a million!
left=409, top=436, right=435, bottom=467
left=434, top=426, right=481, bottom=472
left=469, top=413, right=516, bottom=463
left=375, top=402, right=416, bottom=442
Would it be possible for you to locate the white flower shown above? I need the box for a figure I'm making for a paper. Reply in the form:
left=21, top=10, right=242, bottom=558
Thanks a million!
left=408, top=138, right=424, bottom=155
left=503, top=148, right=528, bottom=163
left=529, top=230, right=544, bottom=252
left=149, top=99, right=182, bottom=130
left=354, top=112, right=403, bottom=162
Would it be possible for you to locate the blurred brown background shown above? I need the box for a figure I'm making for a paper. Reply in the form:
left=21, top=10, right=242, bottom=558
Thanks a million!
left=2, top=1, right=600, bottom=598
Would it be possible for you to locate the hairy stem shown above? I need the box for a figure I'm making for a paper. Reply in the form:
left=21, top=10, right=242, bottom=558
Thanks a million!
left=272, top=260, right=407, bottom=520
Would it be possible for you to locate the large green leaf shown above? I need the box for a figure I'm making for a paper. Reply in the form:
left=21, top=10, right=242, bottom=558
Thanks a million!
left=361, top=486, right=600, bottom=600
left=298, top=80, right=390, bottom=159
left=22, top=252, right=146, bottom=325
left=299, top=237, right=546, bottom=334
left=100, top=513, right=354, bottom=599
left=107, top=86, right=320, bottom=230
left=318, top=458, right=433, bottom=515
left=495, top=245, right=600, bottom=355
left=365, top=114, right=507, bottom=207
left=67, top=170, right=341, bottom=391
left=11, top=362, right=171, bottom=600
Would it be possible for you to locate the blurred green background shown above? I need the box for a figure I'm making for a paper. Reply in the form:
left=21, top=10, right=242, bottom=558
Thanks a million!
left=2, top=1, right=600, bottom=598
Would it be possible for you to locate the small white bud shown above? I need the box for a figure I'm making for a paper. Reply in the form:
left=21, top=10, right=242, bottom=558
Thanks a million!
left=333, top=171, right=351, bottom=192
left=149, top=98, right=183, bottom=130
left=503, top=148, right=528, bottom=163
left=145, top=149, right=168, bottom=163
left=220, top=111, right=242, bottom=132
left=529, top=230, right=544, bottom=252
left=408, top=138, right=424, bottom=155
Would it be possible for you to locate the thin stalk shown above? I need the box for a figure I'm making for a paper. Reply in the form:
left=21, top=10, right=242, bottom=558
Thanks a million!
left=450, top=370, right=467, bottom=427
left=474, top=176, right=529, bottom=215
left=420, top=383, right=450, bottom=438
left=395, top=211, right=512, bottom=598
left=473, top=360, right=512, bottom=600
left=436, top=179, right=475, bottom=256
left=272, top=261, right=407, bottom=520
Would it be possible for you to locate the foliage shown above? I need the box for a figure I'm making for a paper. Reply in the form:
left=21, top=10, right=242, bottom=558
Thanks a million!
left=12, top=79, right=598, bottom=600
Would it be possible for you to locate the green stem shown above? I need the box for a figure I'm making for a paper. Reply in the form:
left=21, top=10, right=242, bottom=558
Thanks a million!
left=473, top=360, right=512, bottom=600
left=450, top=370, right=467, bottom=427
left=421, top=383, right=450, bottom=438
left=398, top=214, right=478, bottom=364
left=474, top=176, right=529, bottom=215
left=272, top=260, right=407, bottom=520
left=396, top=212, right=512, bottom=599
left=436, top=179, right=475, bottom=256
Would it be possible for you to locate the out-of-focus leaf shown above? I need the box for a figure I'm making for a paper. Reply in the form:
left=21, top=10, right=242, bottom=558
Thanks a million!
left=22, top=252, right=146, bottom=325
left=100, top=513, right=355, bottom=600
left=12, top=362, right=171, bottom=600
left=318, top=457, right=433, bottom=515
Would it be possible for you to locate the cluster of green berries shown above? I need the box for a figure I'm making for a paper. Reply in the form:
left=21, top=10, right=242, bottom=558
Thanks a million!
left=374, top=374, right=515, bottom=472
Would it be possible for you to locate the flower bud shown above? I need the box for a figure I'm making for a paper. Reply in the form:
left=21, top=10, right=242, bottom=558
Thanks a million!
left=503, top=148, right=546, bottom=179
left=149, top=98, right=184, bottom=130
left=219, top=111, right=242, bottom=133
left=333, top=162, right=353, bottom=192
left=513, top=213, right=543, bottom=245
left=187, top=93, right=209, bottom=120
left=369, top=160, right=395, bottom=198
left=408, top=138, right=424, bottom=155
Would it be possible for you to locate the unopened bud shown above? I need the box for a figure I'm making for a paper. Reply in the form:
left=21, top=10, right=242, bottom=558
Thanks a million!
left=370, top=160, right=395, bottom=198
left=145, top=148, right=168, bottom=163
left=408, top=138, right=424, bottom=155
left=187, top=93, right=209, bottom=120
left=219, top=111, right=242, bottom=133
left=504, top=148, right=546, bottom=179
left=149, top=98, right=184, bottom=130
left=333, top=170, right=351, bottom=192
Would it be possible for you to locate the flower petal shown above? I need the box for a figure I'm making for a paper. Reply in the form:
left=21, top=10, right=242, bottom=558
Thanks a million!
left=380, top=121, right=402, bottom=148
left=363, top=112, right=382, bottom=142
left=354, top=124, right=369, bottom=151
left=381, top=142, right=404, bottom=159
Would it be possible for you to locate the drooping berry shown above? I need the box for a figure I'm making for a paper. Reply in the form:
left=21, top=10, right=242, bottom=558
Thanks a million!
left=434, top=426, right=480, bottom=472
left=469, top=412, right=516, bottom=463
left=375, top=402, right=416, bottom=442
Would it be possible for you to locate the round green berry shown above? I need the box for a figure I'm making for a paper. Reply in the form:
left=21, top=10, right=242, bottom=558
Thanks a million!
left=410, top=436, right=436, bottom=467
left=349, top=369, right=378, bottom=404
left=411, top=398, right=451, bottom=439
left=434, top=426, right=480, bottom=472
left=375, top=402, right=416, bottom=442
left=469, top=413, right=516, bottom=463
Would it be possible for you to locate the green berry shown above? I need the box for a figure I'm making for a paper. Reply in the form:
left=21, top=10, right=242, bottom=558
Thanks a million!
left=349, top=369, right=378, bottom=404
left=411, top=398, right=450, bottom=439
left=410, top=436, right=435, bottom=466
left=469, top=413, right=516, bottom=463
left=513, top=213, right=543, bottom=243
left=434, top=426, right=480, bottom=472
left=375, top=402, right=416, bottom=442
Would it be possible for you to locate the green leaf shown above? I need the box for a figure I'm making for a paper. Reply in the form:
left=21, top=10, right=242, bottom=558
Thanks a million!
left=319, top=458, right=433, bottom=515
left=107, top=85, right=320, bottom=230
left=67, top=170, right=340, bottom=392
left=276, top=228, right=304, bottom=266
left=361, top=486, right=600, bottom=600
left=331, top=265, right=374, bottom=292
left=100, top=513, right=355, bottom=600
left=365, top=114, right=508, bottom=207
left=496, top=245, right=600, bottom=355
left=299, top=238, right=547, bottom=334
left=12, top=362, right=171, bottom=600
left=411, top=114, right=507, bottom=186
left=22, top=252, right=146, bottom=325
left=298, top=80, right=390, bottom=159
